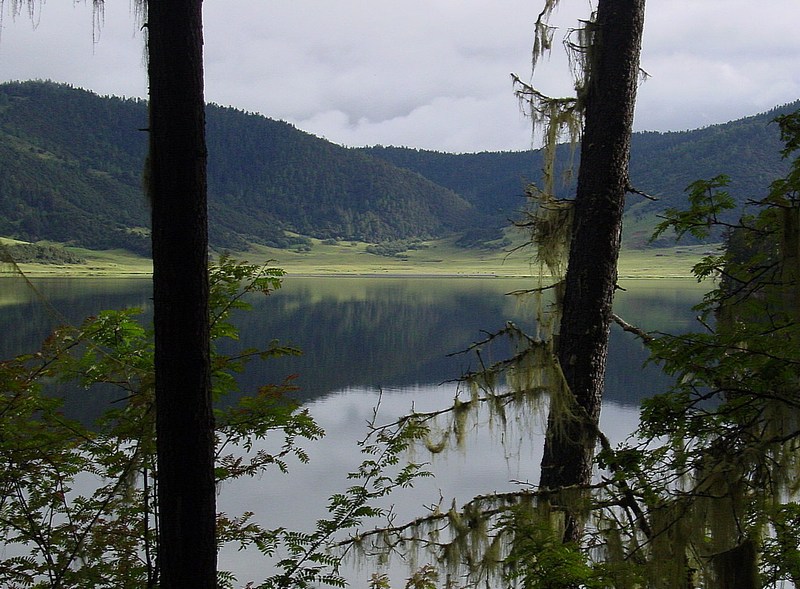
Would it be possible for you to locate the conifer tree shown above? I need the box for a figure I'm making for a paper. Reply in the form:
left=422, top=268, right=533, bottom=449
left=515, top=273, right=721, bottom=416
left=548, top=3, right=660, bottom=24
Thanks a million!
left=0, top=1, right=216, bottom=585
left=146, top=0, right=216, bottom=587
left=518, top=0, right=646, bottom=541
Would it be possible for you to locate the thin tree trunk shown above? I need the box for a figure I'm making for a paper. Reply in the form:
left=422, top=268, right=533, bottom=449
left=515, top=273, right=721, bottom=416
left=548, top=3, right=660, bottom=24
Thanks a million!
left=147, top=0, right=216, bottom=586
left=538, top=0, right=645, bottom=543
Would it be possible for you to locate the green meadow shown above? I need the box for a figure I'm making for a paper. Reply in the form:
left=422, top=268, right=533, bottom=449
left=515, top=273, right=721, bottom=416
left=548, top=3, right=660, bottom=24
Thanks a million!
left=2, top=235, right=711, bottom=280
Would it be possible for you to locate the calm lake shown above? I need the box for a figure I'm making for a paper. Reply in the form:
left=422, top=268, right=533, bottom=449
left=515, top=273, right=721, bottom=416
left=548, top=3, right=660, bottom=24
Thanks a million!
left=0, top=274, right=705, bottom=586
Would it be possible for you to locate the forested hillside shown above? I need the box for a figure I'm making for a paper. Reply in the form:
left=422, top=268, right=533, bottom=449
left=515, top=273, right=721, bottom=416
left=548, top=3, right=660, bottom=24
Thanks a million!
left=625, top=103, right=797, bottom=244
left=363, top=101, right=798, bottom=246
left=0, top=82, right=150, bottom=253
left=0, top=80, right=796, bottom=254
left=0, top=81, right=476, bottom=253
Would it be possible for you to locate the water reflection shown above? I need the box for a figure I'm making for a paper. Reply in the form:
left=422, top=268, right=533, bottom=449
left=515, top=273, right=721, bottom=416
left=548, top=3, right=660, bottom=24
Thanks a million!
left=0, top=276, right=704, bottom=418
left=0, top=274, right=705, bottom=586
left=228, top=277, right=703, bottom=406
left=0, top=277, right=153, bottom=360
left=0, top=277, right=154, bottom=424
left=217, top=387, right=644, bottom=587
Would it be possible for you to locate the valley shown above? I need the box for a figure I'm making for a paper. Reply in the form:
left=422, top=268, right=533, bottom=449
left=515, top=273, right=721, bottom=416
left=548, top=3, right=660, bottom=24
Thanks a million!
left=0, top=80, right=791, bottom=280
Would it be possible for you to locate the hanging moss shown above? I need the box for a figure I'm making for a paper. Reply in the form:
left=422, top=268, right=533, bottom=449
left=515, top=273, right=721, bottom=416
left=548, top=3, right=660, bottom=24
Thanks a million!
left=422, top=429, right=448, bottom=455
left=526, top=186, right=574, bottom=280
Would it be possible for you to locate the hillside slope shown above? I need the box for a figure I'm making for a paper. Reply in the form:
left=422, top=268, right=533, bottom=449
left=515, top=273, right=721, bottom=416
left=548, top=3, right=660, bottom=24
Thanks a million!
left=1, top=80, right=796, bottom=254
left=362, top=101, right=798, bottom=246
left=0, top=81, right=476, bottom=253
left=0, top=83, right=150, bottom=253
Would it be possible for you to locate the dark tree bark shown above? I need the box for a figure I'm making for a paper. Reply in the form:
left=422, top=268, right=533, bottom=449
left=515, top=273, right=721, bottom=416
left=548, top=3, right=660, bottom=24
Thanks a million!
left=713, top=540, right=757, bottom=589
left=538, top=0, right=645, bottom=542
left=147, top=0, right=216, bottom=586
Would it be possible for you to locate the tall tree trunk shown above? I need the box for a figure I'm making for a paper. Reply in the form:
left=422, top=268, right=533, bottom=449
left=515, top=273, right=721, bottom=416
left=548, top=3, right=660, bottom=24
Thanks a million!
left=147, top=0, right=216, bottom=586
left=538, top=0, right=645, bottom=542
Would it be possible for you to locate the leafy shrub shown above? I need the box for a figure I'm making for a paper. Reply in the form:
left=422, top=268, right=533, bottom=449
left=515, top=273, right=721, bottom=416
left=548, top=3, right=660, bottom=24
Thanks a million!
left=2, top=242, right=86, bottom=264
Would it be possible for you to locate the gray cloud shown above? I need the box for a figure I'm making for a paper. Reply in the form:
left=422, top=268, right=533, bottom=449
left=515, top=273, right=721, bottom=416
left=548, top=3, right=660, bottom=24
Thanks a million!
left=1, top=0, right=798, bottom=152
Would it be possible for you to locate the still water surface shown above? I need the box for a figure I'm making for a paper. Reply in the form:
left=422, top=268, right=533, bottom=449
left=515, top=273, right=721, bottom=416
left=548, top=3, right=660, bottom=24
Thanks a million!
left=0, top=275, right=704, bottom=586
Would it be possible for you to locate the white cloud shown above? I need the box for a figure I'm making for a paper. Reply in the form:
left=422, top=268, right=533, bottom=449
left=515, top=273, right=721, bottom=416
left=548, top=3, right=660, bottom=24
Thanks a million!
left=636, top=0, right=800, bottom=130
left=1, top=0, right=799, bottom=152
left=299, top=94, right=533, bottom=152
left=0, top=1, right=147, bottom=97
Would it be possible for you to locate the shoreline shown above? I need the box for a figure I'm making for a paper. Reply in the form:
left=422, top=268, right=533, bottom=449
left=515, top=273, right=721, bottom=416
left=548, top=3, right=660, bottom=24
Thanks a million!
left=1, top=244, right=710, bottom=280
left=1, top=268, right=701, bottom=280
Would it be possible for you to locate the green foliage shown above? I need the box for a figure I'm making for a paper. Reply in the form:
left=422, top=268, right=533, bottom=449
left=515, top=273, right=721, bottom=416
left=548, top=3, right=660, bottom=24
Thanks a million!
left=0, top=259, right=324, bottom=587
left=503, top=508, right=613, bottom=589
left=261, top=234, right=313, bottom=251
left=603, top=110, right=800, bottom=587
left=454, top=226, right=511, bottom=250
left=0, top=242, right=85, bottom=264
left=0, top=255, right=433, bottom=588
left=368, top=564, right=444, bottom=589
left=402, top=565, right=441, bottom=589
left=0, top=311, right=156, bottom=588
left=761, top=502, right=800, bottom=586
left=651, top=174, right=736, bottom=241
left=364, top=240, right=429, bottom=258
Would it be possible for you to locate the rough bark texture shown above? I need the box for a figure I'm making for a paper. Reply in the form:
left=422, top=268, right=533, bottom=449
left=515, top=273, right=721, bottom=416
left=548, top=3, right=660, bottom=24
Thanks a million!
left=147, top=0, right=216, bottom=586
left=538, top=0, right=645, bottom=542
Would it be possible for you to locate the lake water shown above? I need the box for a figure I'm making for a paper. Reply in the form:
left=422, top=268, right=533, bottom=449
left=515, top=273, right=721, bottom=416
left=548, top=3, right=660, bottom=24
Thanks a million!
left=0, top=274, right=705, bottom=587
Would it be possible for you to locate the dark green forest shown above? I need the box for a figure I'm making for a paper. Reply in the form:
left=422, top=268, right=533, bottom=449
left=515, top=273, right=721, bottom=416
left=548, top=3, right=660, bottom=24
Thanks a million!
left=0, top=80, right=796, bottom=254
left=362, top=102, right=796, bottom=246
left=0, top=81, right=475, bottom=253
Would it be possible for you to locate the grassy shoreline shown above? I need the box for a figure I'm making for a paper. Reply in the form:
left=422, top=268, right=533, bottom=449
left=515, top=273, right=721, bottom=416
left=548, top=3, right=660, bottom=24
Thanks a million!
left=1, top=236, right=712, bottom=280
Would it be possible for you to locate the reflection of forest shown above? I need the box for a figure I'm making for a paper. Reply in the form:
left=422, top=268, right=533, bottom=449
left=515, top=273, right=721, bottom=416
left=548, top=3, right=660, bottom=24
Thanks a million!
left=0, top=277, right=154, bottom=360
left=607, top=280, right=706, bottom=405
left=0, top=276, right=703, bottom=420
left=221, top=277, right=703, bottom=405
left=228, top=277, right=539, bottom=402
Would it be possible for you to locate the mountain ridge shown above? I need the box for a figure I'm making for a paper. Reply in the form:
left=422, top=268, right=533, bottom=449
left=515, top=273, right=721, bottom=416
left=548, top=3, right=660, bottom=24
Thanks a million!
left=0, top=80, right=796, bottom=254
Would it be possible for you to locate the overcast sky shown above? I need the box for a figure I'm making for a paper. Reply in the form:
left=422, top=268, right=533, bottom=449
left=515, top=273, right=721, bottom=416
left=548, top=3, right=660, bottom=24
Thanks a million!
left=1, top=0, right=798, bottom=153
